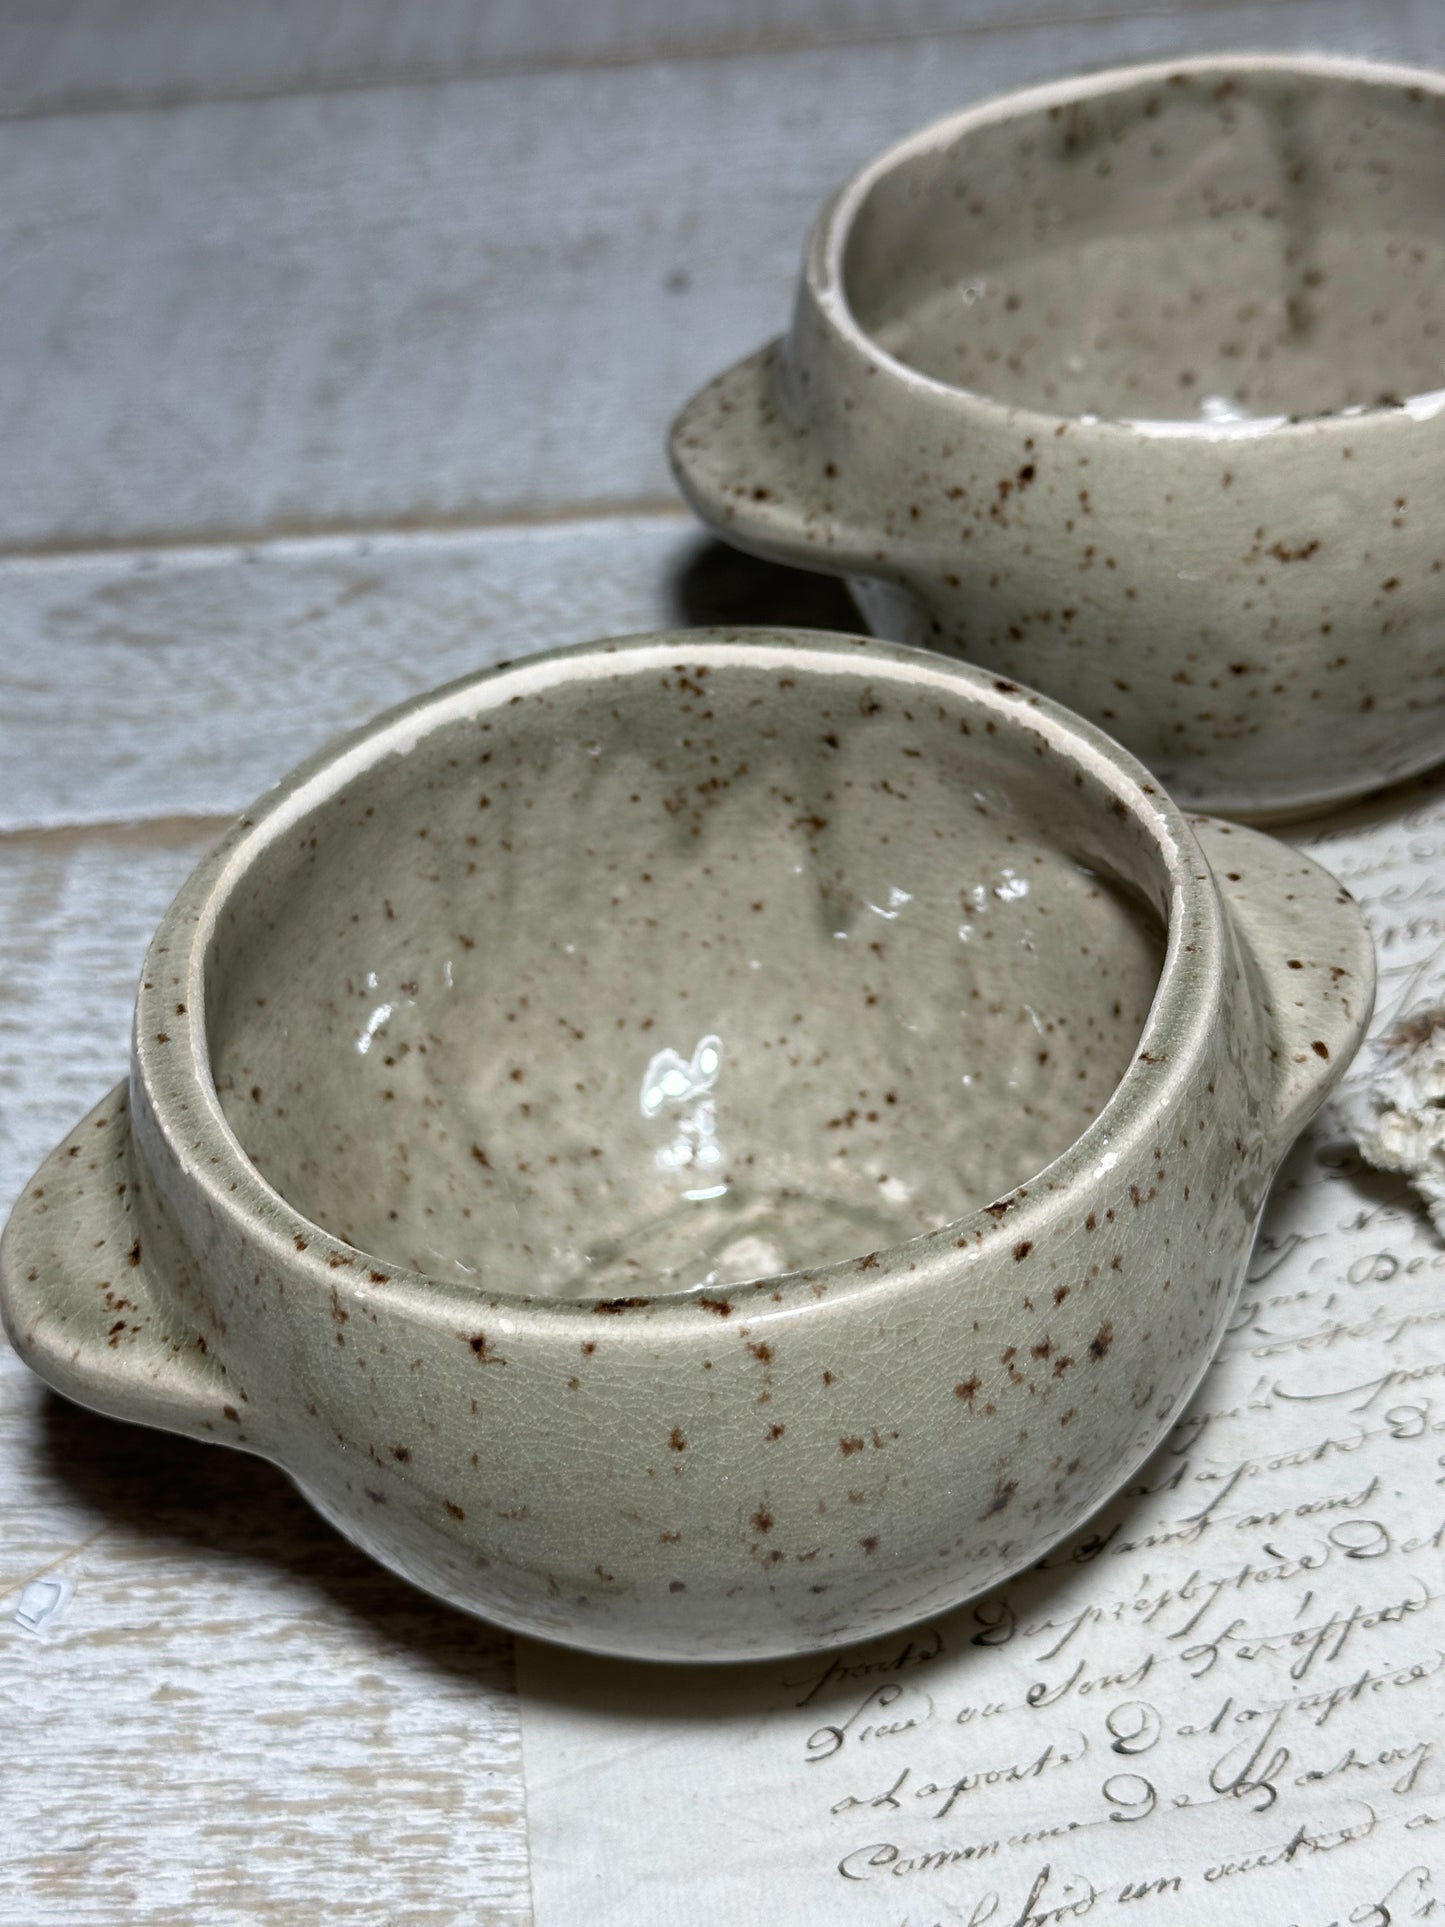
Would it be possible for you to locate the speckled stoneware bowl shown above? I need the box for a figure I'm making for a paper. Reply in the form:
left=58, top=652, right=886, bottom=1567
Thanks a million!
left=0, top=630, right=1373, bottom=1661
left=671, top=54, right=1445, bottom=820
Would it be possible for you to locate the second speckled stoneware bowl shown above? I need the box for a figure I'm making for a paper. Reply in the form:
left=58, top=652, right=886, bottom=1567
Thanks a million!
left=1, top=630, right=1373, bottom=1660
left=671, top=54, right=1445, bottom=819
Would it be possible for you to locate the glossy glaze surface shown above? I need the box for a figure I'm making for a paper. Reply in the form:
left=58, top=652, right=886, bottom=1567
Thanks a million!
left=670, top=56, right=1445, bottom=818
left=0, top=631, right=1375, bottom=1660
left=851, top=71, right=1445, bottom=420
left=209, top=674, right=1161, bottom=1298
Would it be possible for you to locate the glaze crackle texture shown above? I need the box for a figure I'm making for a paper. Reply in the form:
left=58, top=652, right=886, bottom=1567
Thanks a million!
left=670, top=55, right=1445, bottom=819
left=0, top=631, right=1373, bottom=1660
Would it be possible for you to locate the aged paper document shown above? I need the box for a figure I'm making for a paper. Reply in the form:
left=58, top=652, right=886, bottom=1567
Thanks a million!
left=518, top=778, right=1445, bottom=1927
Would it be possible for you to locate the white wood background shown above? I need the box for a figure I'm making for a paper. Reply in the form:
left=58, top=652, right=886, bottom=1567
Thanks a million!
left=2, top=3, right=1442, bottom=1920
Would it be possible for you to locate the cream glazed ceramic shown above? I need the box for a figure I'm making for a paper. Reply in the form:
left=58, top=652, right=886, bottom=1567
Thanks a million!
left=0, top=630, right=1373, bottom=1661
left=670, top=55, right=1445, bottom=820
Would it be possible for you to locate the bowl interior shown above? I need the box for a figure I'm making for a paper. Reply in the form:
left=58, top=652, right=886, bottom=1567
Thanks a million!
left=205, top=646, right=1166, bottom=1299
left=842, top=64, right=1445, bottom=422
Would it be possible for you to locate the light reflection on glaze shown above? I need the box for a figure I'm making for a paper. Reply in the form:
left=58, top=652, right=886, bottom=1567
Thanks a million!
left=355, top=1002, right=393, bottom=1055
left=865, top=884, right=914, bottom=922
left=640, top=1035, right=722, bottom=1117
left=643, top=1034, right=726, bottom=1191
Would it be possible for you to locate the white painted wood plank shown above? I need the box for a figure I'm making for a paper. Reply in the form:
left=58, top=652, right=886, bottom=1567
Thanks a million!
left=0, top=827, right=216, bottom=1204
left=0, top=1349, right=531, bottom=1925
left=0, top=0, right=1345, bottom=118
left=0, top=828, right=530, bottom=1924
left=3, top=1, right=1436, bottom=551
left=0, top=517, right=857, bottom=831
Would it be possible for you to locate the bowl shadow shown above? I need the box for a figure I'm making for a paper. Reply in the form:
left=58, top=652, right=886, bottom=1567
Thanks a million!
left=33, top=1389, right=519, bottom=1691
left=665, top=536, right=862, bottom=634
left=1265, top=750, right=1445, bottom=840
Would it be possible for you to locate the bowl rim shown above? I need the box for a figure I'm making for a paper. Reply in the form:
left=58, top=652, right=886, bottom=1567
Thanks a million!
left=809, top=50, right=1445, bottom=443
left=132, top=627, right=1227, bottom=1331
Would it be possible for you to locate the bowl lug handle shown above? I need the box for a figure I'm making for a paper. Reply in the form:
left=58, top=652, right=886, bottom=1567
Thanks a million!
left=668, top=341, right=874, bottom=575
left=1191, top=818, right=1376, bottom=1152
left=1, top=1085, right=255, bottom=1449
